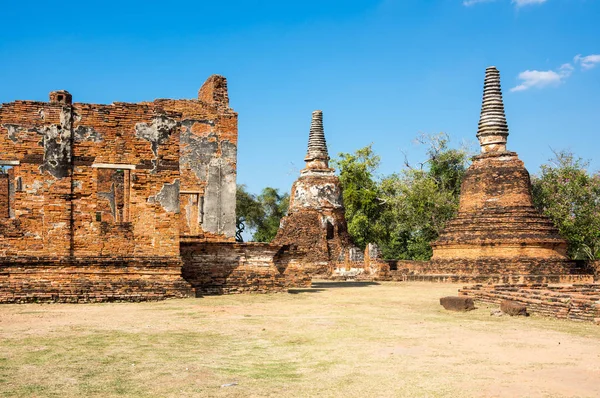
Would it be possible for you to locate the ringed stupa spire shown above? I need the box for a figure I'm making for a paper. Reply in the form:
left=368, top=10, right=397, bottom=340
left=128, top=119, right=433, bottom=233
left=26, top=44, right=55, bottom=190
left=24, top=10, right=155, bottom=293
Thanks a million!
left=304, top=110, right=330, bottom=169
left=477, top=66, right=509, bottom=153
left=273, top=109, right=361, bottom=279
left=428, top=65, right=579, bottom=283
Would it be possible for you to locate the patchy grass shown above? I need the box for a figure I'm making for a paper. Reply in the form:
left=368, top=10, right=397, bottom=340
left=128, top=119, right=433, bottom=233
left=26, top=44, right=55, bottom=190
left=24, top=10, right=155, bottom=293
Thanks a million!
left=1, top=282, right=599, bottom=397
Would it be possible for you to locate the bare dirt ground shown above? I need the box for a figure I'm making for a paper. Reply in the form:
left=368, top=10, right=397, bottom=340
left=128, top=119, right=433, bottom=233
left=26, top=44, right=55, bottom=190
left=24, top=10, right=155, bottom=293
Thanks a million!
left=1, top=281, right=599, bottom=398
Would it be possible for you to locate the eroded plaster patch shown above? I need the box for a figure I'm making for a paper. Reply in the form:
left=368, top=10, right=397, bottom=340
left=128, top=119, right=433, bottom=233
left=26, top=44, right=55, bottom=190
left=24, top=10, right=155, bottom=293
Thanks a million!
left=148, top=179, right=180, bottom=213
left=74, top=126, right=103, bottom=143
left=135, top=116, right=178, bottom=172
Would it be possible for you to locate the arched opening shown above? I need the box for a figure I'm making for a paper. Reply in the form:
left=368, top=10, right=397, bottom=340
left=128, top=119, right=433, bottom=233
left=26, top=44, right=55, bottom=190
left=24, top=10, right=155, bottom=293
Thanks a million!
left=326, top=221, right=334, bottom=240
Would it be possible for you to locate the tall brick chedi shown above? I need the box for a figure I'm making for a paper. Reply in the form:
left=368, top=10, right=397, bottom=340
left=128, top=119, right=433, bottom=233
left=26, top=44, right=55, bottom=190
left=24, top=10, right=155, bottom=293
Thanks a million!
left=273, top=111, right=359, bottom=276
left=429, top=67, right=581, bottom=279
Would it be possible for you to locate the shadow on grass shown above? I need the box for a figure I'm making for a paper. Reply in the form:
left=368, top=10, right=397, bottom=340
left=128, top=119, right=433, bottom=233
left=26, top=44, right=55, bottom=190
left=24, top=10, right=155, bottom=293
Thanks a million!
left=287, top=289, right=325, bottom=295
left=311, top=281, right=380, bottom=289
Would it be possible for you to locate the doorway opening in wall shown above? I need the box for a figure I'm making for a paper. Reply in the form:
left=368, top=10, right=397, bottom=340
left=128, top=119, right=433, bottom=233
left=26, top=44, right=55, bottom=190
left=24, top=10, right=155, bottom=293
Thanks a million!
left=95, top=167, right=132, bottom=224
left=180, top=191, right=204, bottom=235
left=326, top=221, right=334, bottom=240
left=0, top=163, right=18, bottom=220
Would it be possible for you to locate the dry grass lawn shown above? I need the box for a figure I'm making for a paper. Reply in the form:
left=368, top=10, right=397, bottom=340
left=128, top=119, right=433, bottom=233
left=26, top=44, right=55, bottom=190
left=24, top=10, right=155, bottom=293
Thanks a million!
left=1, top=281, right=599, bottom=398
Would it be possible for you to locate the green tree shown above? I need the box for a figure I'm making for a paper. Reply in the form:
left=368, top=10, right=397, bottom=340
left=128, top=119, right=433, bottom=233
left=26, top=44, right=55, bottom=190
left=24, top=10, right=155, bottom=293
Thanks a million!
left=332, top=133, right=471, bottom=260
left=235, top=185, right=263, bottom=242
left=253, top=187, right=289, bottom=242
left=235, top=185, right=289, bottom=242
left=331, top=145, right=387, bottom=250
left=532, top=150, right=600, bottom=260
left=379, top=133, right=471, bottom=260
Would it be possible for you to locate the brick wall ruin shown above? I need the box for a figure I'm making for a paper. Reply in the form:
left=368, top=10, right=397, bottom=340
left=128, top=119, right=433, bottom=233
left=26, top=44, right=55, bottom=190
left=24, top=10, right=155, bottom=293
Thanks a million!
left=0, top=76, right=237, bottom=302
left=180, top=241, right=310, bottom=295
left=459, top=284, right=600, bottom=323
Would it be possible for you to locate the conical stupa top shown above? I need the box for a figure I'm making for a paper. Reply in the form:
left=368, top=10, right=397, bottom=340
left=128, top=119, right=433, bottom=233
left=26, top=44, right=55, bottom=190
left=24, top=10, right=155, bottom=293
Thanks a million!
left=477, top=66, right=509, bottom=153
left=305, top=110, right=330, bottom=163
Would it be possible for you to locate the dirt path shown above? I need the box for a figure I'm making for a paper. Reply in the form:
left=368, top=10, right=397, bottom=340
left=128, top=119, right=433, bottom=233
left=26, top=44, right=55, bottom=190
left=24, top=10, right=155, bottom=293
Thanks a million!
left=1, top=282, right=599, bottom=397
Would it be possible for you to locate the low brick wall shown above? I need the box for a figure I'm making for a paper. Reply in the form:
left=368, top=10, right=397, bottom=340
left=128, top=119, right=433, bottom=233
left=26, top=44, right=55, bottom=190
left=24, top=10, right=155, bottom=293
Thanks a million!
left=273, top=245, right=312, bottom=288
left=459, top=283, right=600, bottom=323
left=0, top=257, right=192, bottom=303
left=181, top=242, right=310, bottom=295
left=385, top=259, right=594, bottom=284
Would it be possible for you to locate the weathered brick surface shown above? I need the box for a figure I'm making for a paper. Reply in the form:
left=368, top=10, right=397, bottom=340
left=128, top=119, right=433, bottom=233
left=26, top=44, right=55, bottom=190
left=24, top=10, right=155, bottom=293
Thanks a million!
left=0, top=75, right=240, bottom=302
left=423, top=67, right=593, bottom=283
left=500, top=300, right=528, bottom=316
left=386, top=259, right=594, bottom=283
left=0, top=172, right=9, bottom=219
left=272, top=245, right=312, bottom=288
left=181, top=242, right=292, bottom=295
left=460, top=283, right=600, bottom=322
left=150, top=75, right=237, bottom=241
left=273, top=111, right=362, bottom=278
left=440, top=296, right=475, bottom=311
left=0, top=257, right=191, bottom=303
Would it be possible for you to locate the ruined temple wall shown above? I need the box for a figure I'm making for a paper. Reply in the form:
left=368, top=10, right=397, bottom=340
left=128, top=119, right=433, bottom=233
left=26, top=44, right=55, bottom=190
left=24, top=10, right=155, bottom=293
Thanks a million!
left=0, top=98, right=184, bottom=259
left=70, top=102, right=182, bottom=257
left=0, top=101, right=73, bottom=257
left=383, top=259, right=593, bottom=283
left=151, top=76, right=237, bottom=241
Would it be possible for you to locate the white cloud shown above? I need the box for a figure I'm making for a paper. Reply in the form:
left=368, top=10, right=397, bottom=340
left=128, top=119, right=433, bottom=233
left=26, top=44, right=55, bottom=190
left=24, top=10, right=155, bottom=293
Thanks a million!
left=510, top=70, right=564, bottom=92
left=574, top=54, right=600, bottom=70
left=558, top=63, right=574, bottom=77
left=512, top=54, right=599, bottom=92
left=512, top=0, right=547, bottom=7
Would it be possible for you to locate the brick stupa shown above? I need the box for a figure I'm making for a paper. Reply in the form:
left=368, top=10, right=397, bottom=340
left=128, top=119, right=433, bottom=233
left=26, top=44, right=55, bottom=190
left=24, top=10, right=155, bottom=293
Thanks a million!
left=273, top=111, right=361, bottom=276
left=429, top=67, right=589, bottom=283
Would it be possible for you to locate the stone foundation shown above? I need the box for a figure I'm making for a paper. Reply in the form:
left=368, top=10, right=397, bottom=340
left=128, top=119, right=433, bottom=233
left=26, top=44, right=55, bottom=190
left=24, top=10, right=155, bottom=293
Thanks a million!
left=383, top=259, right=594, bottom=283
left=0, top=257, right=192, bottom=303
left=460, top=283, right=600, bottom=323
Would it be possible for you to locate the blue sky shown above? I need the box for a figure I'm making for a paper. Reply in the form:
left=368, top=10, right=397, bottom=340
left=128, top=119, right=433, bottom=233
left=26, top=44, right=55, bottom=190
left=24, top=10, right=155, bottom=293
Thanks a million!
left=1, top=0, right=598, bottom=195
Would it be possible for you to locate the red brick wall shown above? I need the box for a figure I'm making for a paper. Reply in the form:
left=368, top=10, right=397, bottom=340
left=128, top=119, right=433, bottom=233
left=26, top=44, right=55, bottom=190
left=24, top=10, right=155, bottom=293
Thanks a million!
left=0, top=173, right=9, bottom=219
left=70, top=102, right=182, bottom=258
left=181, top=242, right=287, bottom=295
left=152, top=76, right=237, bottom=241
left=0, top=101, right=72, bottom=257
left=0, top=76, right=241, bottom=302
left=0, top=257, right=192, bottom=303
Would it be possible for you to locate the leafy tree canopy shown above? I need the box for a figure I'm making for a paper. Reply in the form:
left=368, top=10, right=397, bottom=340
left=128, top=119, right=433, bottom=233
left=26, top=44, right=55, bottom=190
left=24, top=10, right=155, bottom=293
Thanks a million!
left=236, top=185, right=289, bottom=243
left=532, top=150, right=600, bottom=260
left=332, top=133, right=472, bottom=260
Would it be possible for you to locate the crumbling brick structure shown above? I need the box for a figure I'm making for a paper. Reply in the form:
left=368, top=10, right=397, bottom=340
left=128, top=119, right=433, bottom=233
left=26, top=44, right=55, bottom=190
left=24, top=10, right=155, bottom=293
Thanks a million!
left=460, top=284, right=600, bottom=323
left=0, top=76, right=238, bottom=302
left=180, top=241, right=309, bottom=295
left=272, top=111, right=362, bottom=278
left=425, top=67, right=593, bottom=283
